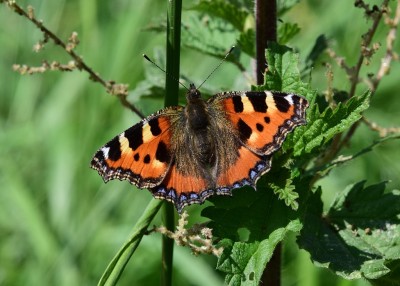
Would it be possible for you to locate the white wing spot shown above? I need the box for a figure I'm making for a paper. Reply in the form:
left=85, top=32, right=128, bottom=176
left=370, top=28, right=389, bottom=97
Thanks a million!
left=101, top=147, right=110, bottom=159
left=285, top=94, right=294, bottom=105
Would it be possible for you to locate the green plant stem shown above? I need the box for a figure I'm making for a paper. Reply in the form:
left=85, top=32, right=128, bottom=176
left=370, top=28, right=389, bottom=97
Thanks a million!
left=255, top=0, right=281, bottom=285
left=161, top=0, right=182, bottom=285
left=161, top=204, right=175, bottom=286
left=262, top=243, right=281, bottom=285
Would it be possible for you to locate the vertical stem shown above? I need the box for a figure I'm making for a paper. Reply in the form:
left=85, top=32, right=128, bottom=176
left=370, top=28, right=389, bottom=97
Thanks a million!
left=261, top=244, right=281, bottom=285
left=255, top=1, right=281, bottom=286
left=165, top=0, right=182, bottom=107
left=161, top=203, right=174, bottom=286
left=161, top=0, right=182, bottom=285
left=255, top=0, right=277, bottom=84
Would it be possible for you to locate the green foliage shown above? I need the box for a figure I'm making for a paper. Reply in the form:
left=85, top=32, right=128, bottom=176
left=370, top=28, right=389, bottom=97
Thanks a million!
left=191, top=0, right=249, bottom=31
left=216, top=220, right=301, bottom=285
left=203, top=180, right=307, bottom=284
left=199, top=42, right=383, bottom=285
left=298, top=181, right=400, bottom=282
left=188, top=0, right=302, bottom=60
left=292, top=90, right=371, bottom=156
left=278, top=22, right=301, bottom=45
left=181, top=15, right=238, bottom=61
left=260, top=43, right=309, bottom=93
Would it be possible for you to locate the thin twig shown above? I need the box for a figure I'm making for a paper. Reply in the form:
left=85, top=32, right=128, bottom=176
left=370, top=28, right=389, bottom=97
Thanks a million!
left=154, top=211, right=223, bottom=257
left=323, top=62, right=336, bottom=108
left=348, top=0, right=389, bottom=98
left=362, top=117, right=400, bottom=137
left=368, top=1, right=400, bottom=92
left=2, top=0, right=144, bottom=118
left=13, top=61, right=77, bottom=73
left=308, top=134, right=400, bottom=185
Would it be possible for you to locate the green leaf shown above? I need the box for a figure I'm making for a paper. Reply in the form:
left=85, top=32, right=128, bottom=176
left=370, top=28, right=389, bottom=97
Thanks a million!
left=181, top=14, right=239, bottom=60
left=217, top=220, right=301, bottom=285
left=292, top=90, right=371, bottom=156
left=270, top=177, right=299, bottom=210
left=297, top=181, right=400, bottom=281
left=237, top=29, right=255, bottom=58
left=128, top=48, right=214, bottom=114
left=128, top=49, right=170, bottom=114
left=278, top=22, right=300, bottom=44
left=260, top=42, right=310, bottom=95
left=144, top=14, right=240, bottom=63
left=191, top=0, right=250, bottom=31
left=188, top=1, right=257, bottom=61
left=263, top=156, right=302, bottom=210
left=372, top=260, right=400, bottom=286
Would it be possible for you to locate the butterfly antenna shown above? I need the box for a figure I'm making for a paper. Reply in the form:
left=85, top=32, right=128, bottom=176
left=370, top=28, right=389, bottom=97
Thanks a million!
left=197, top=46, right=235, bottom=90
left=143, top=54, right=189, bottom=91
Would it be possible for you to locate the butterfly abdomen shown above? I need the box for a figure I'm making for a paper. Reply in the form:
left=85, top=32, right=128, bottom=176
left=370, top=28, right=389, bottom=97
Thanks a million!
left=185, top=97, right=216, bottom=166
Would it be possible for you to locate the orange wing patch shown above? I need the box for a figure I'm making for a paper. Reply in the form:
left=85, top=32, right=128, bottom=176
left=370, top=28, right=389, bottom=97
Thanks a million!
left=91, top=114, right=174, bottom=189
left=217, top=146, right=272, bottom=189
left=221, top=91, right=308, bottom=155
left=151, top=164, right=213, bottom=212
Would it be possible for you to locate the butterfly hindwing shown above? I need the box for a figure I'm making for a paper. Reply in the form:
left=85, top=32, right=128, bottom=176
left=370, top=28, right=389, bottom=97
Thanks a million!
left=91, top=106, right=183, bottom=189
left=215, top=146, right=272, bottom=189
left=151, top=163, right=212, bottom=212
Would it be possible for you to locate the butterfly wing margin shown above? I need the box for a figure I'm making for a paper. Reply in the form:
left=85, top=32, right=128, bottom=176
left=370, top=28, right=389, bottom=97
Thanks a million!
left=91, top=106, right=183, bottom=189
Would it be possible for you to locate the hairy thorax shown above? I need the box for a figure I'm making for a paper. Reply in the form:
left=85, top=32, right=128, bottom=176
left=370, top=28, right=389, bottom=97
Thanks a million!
left=185, top=98, right=215, bottom=166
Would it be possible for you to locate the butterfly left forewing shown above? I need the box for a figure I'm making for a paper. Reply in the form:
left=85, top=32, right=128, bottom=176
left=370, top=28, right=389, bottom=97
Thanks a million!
left=206, top=90, right=308, bottom=194
left=211, top=91, right=308, bottom=155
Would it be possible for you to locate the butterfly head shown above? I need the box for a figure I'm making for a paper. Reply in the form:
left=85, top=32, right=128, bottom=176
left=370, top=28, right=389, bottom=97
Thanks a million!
left=186, top=83, right=202, bottom=102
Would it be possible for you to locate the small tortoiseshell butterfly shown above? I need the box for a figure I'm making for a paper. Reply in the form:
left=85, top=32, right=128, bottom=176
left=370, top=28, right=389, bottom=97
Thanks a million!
left=91, top=84, right=308, bottom=213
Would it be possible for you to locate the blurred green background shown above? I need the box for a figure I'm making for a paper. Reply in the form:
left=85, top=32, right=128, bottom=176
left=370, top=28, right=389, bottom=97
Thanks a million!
left=1, top=0, right=399, bottom=285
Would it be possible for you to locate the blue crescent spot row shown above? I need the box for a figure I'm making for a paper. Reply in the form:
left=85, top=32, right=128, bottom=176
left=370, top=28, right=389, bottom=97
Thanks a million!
left=152, top=158, right=271, bottom=212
